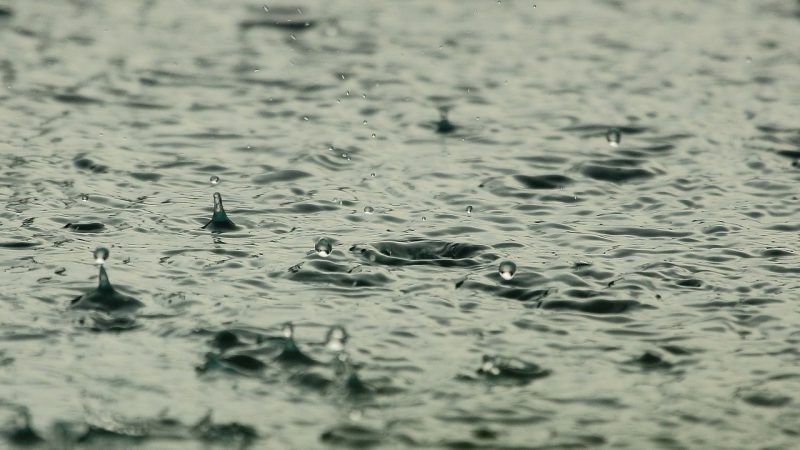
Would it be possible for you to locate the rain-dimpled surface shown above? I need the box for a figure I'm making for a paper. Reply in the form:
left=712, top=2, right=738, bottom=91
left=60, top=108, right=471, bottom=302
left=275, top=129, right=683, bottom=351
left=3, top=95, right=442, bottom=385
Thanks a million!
left=2, top=1, right=800, bottom=448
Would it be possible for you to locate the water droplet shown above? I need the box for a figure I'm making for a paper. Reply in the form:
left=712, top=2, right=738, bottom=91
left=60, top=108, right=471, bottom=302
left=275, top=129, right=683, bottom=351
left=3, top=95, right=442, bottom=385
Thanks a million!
left=362, top=120, right=367, bottom=126
left=263, top=5, right=269, bottom=12
left=303, top=116, right=309, bottom=121
left=363, top=206, right=374, bottom=214
left=210, top=175, right=220, bottom=185
left=361, top=93, right=367, bottom=99
left=326, top=326, right=348, bottom=351
left=466, top=205, right=473, bottom=214
left=606, top=128, right=621, bottom=147
left=282, top=322, right=294, bottom=339
left=93, top=247, right=109, bottom=265
left=422, top=216, right=427, bottom=221
left=371, top=133, right=376, bottom=138
left=80, top=194, right=89, bottom=202
left=498, top=261, right=517, bottom=281
left=370, top=172, right=376, bottom=178
left=345, top=90, right=350, bottom=96
left=290, top=33, right=297, bottom=40
left=315, top=238, right=333, bottom=257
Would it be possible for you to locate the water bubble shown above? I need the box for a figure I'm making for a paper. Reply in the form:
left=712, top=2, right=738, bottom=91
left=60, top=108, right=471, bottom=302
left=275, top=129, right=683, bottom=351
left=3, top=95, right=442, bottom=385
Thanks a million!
left=466, top=205, right=473, bottom=214
left=370, top=172, right=376, bottom=178
left=326, top=326, right=348, bottom=351
left=498, top=261, right=517, bottom=281
left=371, top=133, right=376, bottom=138
left=606, top=128, right=621, bottom=147
left=362, top=120, right=367, bottom=125
left=282, top=322, right=294, bottom=339
left=209, top=175, right=220, bottom=185
left=80, top=194, right=89, bottom=202
left=315, top=238, right=333, bottom=257
left=93, top=247, right=109, bottom=265
left=363, top=206, right=374, bottom=214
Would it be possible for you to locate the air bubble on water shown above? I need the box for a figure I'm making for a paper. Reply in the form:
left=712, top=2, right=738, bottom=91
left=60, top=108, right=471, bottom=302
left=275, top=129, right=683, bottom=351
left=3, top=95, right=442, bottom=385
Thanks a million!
left=80, top=194, right=89, bottom=202
left=606, top=128, right=621, bottom=147
left=422, top=216, right=427, bottom=221
left=326, top=326, right=348, bottom=351
left=466, top=205, right=473, bottom=214
left=210, top=175, right=220, bottom=185
left=282, top=322, right=294, bottom=339
left=363, top=206, right=374, bottom=214
left=371, top=133, right=376, bottom=138
left=498, top=261, right=517, bottom=281
left=370, top=172, right=376, bottom=178
left=362, top=120, right=367, bottom=125
left=315, top=238, right=333, bottom=257
left=93, top=247, right=109, bottom=265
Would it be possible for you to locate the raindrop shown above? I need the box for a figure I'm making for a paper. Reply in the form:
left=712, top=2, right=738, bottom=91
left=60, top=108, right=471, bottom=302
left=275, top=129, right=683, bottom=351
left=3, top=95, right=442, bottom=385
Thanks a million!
left=498, top=261, right=517, bottom=281
left=466, top=205, right=473, bottom=214
left=282, top=322, right=294, bottom=339
left=606, top=128, right=621, bottom=147
left=80, top=194, right=89, bottom=202
left=326, top=326, right=348, bottom=351
left=263, top=5, right=269, bottom=12
left=93, top=247, right=109, bottom=265
left=363, top=206, right=374, bottom=214
left=303, top=116, right=309, bottom=121
left=209, top=175, right=220, bottom=185
left=315, top=238, right=333, bottom=257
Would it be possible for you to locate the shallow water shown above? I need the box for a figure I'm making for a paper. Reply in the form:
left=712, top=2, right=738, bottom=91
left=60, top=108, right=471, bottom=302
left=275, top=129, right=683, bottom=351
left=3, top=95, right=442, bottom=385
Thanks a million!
left=2, top=0, right=800, bottom=448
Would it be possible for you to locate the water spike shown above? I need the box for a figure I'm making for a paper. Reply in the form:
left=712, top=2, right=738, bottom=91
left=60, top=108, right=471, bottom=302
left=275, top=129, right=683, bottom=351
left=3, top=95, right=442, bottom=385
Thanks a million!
left=213, top=192, right=224, bottom=213
left=203, top=192, right=238, bottom=231
left=435, top=107, right=456, bottom=134
left=97, top=265, right=113, bottom=291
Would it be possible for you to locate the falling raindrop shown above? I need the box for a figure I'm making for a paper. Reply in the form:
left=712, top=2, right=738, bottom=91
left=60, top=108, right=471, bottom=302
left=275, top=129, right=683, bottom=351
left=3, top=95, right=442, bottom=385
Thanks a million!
left=282, top=322, right=294, bottom=339
left=606, top=128, right=621, bottom=147
left=93, top=247, right=110, bottom=265
left=315, top=238, right=333, bottom=257
left=326, top=326, right=348, bottom=351
left=498, top=261, right=517, bottom=281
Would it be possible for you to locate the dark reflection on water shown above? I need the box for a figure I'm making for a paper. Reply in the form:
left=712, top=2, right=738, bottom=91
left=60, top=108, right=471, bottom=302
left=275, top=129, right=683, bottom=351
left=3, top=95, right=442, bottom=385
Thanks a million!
left=2, top=0, right=800, bottom=448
